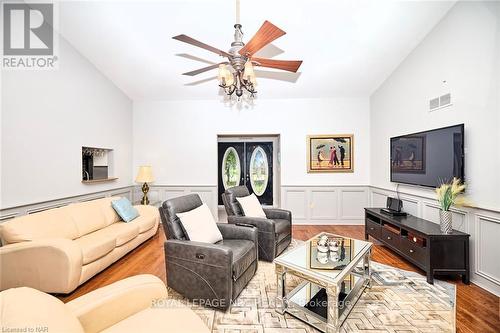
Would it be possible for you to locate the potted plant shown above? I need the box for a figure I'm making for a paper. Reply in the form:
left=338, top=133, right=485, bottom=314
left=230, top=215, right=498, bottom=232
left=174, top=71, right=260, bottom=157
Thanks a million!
left=435, top=178, right=467, bottom=234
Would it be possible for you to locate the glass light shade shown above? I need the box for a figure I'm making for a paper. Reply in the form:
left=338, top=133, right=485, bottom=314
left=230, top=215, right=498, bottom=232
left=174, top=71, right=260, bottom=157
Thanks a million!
left=135, top=166, right=154, bottom=183
left=225, top=70, right=235, bottom=86
left=243, top=61, right=255, bottom=82
left=217, top=64, right=226, bottom=84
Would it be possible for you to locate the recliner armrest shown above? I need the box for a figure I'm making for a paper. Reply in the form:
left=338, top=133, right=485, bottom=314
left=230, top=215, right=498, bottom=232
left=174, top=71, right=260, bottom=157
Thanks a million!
left=0, top=238, right=82, bottom=293
left=264, top=208, right=292, bottom=221
left=227, top=216, right=275, bottom=233
left=165, top=239, right=233, bottom=268
left=217, top=223, right=257, bottom=243
left=66, top=274, right=167, bottom=333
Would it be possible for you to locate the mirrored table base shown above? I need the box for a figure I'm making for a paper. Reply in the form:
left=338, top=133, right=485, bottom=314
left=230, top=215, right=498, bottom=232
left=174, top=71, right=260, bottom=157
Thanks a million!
left=276, top=249, right=371, bottom=333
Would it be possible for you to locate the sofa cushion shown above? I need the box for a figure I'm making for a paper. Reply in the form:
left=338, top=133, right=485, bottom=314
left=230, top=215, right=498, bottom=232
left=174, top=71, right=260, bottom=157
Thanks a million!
left=68, top=200, right=109, bottom=237
left=0, top=206, right=78, bottom=244
left=0, top=287, right=84, bottom=333
left=216, top=239, right=256, bottom=280
left=101, top=307, right=209, bottom=333
left=103, top=222, right=140, bottom=246
left=274, top=219, right=291, bottom=242
left=74, top=230, right=117, bottom=265
left=130, top=206, right=158, bottom=233
left=97, top=197, right=123, bottom=226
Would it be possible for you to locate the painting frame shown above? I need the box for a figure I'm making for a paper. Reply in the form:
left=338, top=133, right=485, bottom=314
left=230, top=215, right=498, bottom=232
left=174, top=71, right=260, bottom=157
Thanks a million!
left=307, top=134, right=354, bottom=173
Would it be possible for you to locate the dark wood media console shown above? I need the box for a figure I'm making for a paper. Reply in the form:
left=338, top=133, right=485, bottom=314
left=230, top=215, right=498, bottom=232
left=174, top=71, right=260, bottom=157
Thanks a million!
left=365, top=208, right=470, bottom=284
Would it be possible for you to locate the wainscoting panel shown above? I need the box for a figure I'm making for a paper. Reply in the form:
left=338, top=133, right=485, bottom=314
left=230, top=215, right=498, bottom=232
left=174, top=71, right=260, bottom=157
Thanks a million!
left=371, top=191, right=387, bottom=208
left=400, top=197, right=420, bottom=217
left=163, top=189, right=186, bottom=201
left=310, top=190, right=337, bottom=220
left=282, top=189, right=308, bottom=221
left=369, top=186, right=500, bottom=297
left=339, top=189, right=369, bottom=220
left=143, top=185, right=218, bottom=220
left=474, top=214, right=500, bottom=286
left=281, top=186, right=368, bottom=225
left=0, top=186, right=134, bottom=222
left=422, top=201, right=468, bottom=233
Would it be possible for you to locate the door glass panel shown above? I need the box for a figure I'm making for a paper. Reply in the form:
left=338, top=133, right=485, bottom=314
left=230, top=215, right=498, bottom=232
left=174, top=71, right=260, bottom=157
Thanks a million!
left=222, top=147, right=241, bottom=190
left=249, top=146, right=269, bottom=196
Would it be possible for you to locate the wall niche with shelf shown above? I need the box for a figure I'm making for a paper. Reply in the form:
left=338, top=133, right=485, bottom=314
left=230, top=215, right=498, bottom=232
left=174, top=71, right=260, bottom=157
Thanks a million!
left=81, top=147, right=117, bottom=183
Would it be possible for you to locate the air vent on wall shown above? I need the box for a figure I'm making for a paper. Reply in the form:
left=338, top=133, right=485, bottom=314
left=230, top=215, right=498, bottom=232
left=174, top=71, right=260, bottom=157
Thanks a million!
left=429, top=93, right=452, bottom=112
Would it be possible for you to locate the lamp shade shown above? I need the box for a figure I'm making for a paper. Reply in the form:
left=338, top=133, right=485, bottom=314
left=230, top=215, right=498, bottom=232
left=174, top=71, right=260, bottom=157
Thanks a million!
left=135, top=166, right=154, bottom=183
left=243, top=61, right=255, bottom=78
left=217, top=64, right=226, bottom=84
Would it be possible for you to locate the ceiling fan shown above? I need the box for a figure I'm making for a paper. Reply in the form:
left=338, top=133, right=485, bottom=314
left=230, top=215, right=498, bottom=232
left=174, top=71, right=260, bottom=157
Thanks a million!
left=173, top=1, right=303, bottom=98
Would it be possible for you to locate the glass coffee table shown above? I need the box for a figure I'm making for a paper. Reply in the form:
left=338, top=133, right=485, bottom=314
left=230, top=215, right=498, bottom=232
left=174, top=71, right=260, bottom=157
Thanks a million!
left=274, top=233, right=372, bottom=333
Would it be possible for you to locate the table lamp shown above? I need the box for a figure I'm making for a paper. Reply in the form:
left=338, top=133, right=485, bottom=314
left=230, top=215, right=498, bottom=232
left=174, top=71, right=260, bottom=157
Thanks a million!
left=135, top=166, right=154, bottom=205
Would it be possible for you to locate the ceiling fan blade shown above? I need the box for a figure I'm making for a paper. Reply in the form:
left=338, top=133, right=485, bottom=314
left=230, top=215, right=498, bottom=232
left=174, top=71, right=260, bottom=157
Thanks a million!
left=182, top=62, right=228, bottom=76
left=173, top=34, right=231, bottom=58
left=239, top=21, right=286, bottom=57
left=252, top=57, right=303, bottom=73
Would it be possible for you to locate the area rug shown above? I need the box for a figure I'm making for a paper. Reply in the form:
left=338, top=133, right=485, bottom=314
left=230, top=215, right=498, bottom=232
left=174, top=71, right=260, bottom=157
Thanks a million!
left=166, top=240, right=456, bottom=332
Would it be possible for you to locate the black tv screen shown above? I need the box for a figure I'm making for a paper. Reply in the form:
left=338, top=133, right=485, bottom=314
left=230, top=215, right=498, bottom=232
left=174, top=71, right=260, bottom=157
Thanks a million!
left=390, top=124, right=464, bottom=188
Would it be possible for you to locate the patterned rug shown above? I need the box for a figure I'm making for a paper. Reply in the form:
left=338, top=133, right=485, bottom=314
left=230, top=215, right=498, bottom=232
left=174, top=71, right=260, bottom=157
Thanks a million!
left=166, top=240, right=456, bottom=332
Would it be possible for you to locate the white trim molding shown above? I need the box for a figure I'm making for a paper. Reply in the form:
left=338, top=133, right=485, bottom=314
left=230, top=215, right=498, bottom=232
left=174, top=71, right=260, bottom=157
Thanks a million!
left=281, top=185, right=369, bottom=225
left=138, top=185, right=218, bottom=220
left=474, top=214, right=500, bottom=286
left=0, top=186, right=134, bottom=222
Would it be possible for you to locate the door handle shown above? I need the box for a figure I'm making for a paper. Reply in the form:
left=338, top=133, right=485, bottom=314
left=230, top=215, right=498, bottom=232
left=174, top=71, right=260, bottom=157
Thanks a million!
left=409, top=249, right=414, bottom=253
left=369, top=227, right=374, bottom=230
left=387, top=236, right=391, bottom=240
left=195, top=253, right=205, bottom=260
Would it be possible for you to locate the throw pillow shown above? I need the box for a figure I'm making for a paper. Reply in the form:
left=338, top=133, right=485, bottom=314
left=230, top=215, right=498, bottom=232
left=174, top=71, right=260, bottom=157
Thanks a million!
left=236, top=193, right=266, bottom=218
left=176, top=203, right=223, bottom=243
left=111, top=197, right=139, bottom=222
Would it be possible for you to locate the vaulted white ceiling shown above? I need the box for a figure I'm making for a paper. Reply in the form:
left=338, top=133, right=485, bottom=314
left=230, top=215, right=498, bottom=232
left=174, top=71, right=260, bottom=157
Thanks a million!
left=58, top=0, right=455, bottom=100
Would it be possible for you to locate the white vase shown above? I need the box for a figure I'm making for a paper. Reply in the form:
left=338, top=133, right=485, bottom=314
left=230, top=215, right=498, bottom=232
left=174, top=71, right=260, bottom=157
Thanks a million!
left=439, top=210, right=453, bottom=234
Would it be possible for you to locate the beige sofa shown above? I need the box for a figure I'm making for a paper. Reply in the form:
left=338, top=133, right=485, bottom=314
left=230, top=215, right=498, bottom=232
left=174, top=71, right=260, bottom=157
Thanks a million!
left=0, top=197, right=159, bottom=294
left=0, top=274, right=209, bottom=333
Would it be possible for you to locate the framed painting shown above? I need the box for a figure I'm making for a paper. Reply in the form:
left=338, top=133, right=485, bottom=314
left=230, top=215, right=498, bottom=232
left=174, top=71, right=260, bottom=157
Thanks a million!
left=307, top=134, right=354, bottom=173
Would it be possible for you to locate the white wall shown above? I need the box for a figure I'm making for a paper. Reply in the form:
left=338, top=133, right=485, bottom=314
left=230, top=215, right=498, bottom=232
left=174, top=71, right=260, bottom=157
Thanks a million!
left=370, top=1, right=500, bottom=296
left=370, top=1, right=500, bottom=211
left=1, top=36, right=133, bottom=209
left=133, top=97, right=370, bottom=188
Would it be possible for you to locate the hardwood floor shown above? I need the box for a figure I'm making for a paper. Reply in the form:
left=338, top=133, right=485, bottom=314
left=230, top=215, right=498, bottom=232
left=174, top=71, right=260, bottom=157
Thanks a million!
left=58, top=225, right=500, bottom=333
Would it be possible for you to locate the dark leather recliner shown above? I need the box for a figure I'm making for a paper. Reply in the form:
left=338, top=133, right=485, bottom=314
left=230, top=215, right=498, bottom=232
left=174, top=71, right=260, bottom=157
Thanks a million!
left=222, top=186, right=292, bottom=262
left=159, top=194, right=258, bottom=309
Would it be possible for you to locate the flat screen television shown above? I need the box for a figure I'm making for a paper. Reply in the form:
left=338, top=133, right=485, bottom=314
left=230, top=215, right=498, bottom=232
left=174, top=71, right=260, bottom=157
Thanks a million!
left=390, top=124, right=464, bottom=188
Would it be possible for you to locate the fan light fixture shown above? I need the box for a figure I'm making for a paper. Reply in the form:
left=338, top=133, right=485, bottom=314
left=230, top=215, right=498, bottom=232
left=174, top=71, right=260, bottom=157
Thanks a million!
left=216, top=24, right=258, bottom=98
left=173, top=0, right=303, bottom=100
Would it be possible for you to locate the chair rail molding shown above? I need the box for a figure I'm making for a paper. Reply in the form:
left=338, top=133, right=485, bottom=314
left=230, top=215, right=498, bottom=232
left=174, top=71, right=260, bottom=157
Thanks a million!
left=0, top=186, right=134, bottom=222
left=136, top=185, right=218, bottom=219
